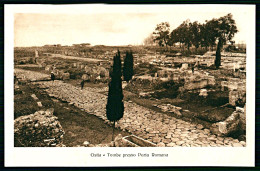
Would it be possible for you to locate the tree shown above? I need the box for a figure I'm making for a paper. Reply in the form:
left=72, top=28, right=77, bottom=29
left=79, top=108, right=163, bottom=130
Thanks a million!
left=190, top=21, right=201, bottom=50
left=170, top=19, right=192, bottom=51
left=199, top=23, right=209, bottom=50
left=143, top=33, right=155, bottom=46
left=153, top=22, right=171, bottom=49
left=204, top=19, right=219, bottom=51
left=182, top=20, right=192, bottom=51
left=106, top=50, right=124, bottom=140
left=123, top=51, right=134, bottom=82
left=212, top=13, right=238, bottom=69
left=171, top=23, right=185, bottom=49
left=169, top=28, right=180, bottom=48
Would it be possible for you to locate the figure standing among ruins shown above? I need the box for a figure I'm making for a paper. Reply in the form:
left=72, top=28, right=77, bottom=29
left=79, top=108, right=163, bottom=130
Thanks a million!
left=191, top=64, right=194, bottom=73
left=51, top=71, right=55, bottom=82
left=14, top=73, right=17, bottom=84
left=81, top=80, right=85, bottom=90
left=194, top=61, right=199, bottom=70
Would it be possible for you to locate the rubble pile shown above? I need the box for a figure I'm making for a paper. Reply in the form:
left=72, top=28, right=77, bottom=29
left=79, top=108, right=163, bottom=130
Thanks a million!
left=14, top=108, right=65, bottom=147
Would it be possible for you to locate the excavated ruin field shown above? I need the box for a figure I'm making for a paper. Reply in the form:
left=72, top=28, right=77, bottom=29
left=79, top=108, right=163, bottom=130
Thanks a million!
left=13, top=47, right=246, bottom=147
left=14, top=68, right=246, bottom=147
left=15, top=55, right=244, bottom=133
left=17, top=62, right=236, bottom=124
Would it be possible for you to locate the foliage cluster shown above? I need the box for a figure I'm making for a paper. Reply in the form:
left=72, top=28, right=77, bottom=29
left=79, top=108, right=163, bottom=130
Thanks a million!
left=151, top=13, right=238, bottom=53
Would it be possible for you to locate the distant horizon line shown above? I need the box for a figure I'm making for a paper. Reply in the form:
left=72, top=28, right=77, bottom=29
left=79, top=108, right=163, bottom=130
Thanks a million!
left=14, top=42, right=247, bottom=48
left=14, top=45, right=140, bottom=48
left=14, top=43, right=144, bottom=48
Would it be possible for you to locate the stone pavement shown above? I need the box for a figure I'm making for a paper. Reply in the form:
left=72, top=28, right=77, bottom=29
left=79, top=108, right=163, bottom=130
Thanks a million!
left=14, top=69, right=246, bottom=147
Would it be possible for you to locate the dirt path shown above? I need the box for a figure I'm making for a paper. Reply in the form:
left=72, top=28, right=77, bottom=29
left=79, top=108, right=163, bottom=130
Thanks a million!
left=46, top=53, right=105, bottom=62
left=15, top=69, right=246, bottom=147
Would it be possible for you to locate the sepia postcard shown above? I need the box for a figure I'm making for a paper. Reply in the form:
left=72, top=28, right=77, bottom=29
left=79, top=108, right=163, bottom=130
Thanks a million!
left=5, top=4, right=255, bottom=167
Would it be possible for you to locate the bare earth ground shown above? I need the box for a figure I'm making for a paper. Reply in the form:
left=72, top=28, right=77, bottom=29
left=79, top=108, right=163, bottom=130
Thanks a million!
left=48, top=53, right=105, bottom=62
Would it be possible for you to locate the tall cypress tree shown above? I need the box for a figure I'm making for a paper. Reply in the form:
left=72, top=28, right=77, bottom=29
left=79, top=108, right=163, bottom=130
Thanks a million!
left=106, top=50, right=124, bottom=140
left=123, top=51, right=134, bottom=82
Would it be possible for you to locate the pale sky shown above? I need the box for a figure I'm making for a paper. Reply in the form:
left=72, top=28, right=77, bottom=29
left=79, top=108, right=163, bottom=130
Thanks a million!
left=14, top=5, right=253, bottom=47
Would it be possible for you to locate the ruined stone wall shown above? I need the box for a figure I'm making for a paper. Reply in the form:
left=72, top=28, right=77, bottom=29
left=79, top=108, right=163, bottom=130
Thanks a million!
left=14, top=109, right=65, bottom=147
left=210, top=106, right=246, bottom=140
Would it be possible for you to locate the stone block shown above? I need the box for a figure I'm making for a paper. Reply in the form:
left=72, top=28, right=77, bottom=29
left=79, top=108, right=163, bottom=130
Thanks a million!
left=181, top=63, right=189, bottom=70
left=199, top=89, right=208, bottom=97
left=31, top=94, right=38, bottom=100
left=37, top=101, right=43, bottom=107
